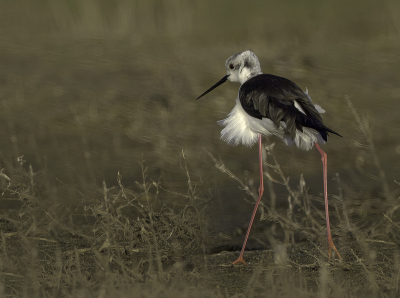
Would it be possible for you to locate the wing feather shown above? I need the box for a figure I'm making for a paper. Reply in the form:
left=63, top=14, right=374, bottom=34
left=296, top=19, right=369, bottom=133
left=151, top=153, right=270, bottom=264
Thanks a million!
left=239, top=74, right=341, bottom=141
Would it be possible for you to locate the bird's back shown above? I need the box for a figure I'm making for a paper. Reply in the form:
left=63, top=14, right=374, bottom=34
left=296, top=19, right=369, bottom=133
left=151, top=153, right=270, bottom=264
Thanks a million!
left=239, top=74, right=341, bottom=143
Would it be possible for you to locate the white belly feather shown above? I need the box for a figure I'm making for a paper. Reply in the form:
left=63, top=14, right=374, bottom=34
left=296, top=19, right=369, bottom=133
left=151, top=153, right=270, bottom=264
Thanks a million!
left=218, top=97, right=326, bottom=151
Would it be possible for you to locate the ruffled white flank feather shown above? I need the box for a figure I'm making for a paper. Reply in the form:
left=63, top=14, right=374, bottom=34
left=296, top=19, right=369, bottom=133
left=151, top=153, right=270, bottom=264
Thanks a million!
left=218, top=96, right=326, bottom=151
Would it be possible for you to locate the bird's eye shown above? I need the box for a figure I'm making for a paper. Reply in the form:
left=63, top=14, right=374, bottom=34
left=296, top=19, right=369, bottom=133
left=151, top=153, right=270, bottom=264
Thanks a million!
left=229, top=64, right=234, bottom=70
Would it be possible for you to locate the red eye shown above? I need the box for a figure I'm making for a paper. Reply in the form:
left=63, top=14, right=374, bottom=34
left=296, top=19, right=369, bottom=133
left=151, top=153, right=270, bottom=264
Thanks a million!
left=229, top=64, right=234, bottom=70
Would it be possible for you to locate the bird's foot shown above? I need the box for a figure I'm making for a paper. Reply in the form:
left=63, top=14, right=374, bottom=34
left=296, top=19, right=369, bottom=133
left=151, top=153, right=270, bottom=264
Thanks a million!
left=328, top=237, right=343, bottom=261
left=232, top=255, right=249, bottom=266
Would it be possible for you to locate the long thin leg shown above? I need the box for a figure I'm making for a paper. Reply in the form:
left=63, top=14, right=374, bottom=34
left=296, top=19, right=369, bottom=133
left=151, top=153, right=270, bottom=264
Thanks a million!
left=232, top=134, right=264, bottom=265
left=314, top=143, right=342, bottom=261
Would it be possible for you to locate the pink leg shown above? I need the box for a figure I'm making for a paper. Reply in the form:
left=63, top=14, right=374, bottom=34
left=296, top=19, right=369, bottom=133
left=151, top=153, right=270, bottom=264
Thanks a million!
left=232, top=134, right=264, bottom=265
left=314, top=143, right=342, bottom=261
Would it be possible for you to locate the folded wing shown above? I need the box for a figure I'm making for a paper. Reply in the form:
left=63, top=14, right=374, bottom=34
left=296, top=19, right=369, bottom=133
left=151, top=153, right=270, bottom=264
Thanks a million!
left=239, top=74, right=341, bottom=142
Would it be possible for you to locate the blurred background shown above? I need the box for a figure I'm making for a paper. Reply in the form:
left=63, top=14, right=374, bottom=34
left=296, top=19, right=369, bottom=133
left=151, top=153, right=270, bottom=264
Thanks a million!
left=0, top=0, right=399, bottom=242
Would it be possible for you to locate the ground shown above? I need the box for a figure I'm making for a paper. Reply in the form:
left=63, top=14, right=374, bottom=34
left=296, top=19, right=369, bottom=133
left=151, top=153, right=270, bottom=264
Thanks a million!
left=1, top=1, right=400, bottom=297
left=0, top=153, right=399, bottom=297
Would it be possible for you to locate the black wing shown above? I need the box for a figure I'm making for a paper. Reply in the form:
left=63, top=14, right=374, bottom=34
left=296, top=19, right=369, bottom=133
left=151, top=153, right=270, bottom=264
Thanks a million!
left=239, top=74, right=341, bottom=141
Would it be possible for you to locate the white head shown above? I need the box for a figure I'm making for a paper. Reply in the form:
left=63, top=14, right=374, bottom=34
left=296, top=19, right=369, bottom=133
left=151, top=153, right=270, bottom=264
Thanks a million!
left=196, top=50, right=263, bottom=100
left=225, top=50, right=263, bottom=84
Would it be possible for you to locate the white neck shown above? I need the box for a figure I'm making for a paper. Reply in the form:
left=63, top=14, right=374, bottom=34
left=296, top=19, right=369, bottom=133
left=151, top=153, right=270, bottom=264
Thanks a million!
left=238, top=67, right=262, bottom=85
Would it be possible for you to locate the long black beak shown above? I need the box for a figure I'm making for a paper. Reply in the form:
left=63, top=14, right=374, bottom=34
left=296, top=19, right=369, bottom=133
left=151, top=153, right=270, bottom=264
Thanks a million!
left=196, top=74, right=230, bottom=100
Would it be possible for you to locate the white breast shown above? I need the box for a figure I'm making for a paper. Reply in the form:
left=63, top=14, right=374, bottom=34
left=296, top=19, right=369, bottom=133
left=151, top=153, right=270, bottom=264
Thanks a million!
left=218, top=97, right=326, bottom=150
left=217, top=98, right=284, bottom=147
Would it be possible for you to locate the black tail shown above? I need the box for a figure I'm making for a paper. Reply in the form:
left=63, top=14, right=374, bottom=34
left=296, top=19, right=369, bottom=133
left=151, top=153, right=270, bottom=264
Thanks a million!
left=298, top=114, right=342, bottom=142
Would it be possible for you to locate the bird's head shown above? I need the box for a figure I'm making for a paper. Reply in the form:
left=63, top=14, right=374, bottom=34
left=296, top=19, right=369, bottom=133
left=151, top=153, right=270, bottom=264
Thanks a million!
left=225, top=50, right=262, bottom=84
left=196, top=50, right=262, bottom=100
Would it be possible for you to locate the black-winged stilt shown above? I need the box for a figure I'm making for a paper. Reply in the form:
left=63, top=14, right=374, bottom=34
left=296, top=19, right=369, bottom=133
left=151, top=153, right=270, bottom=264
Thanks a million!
left=197, top=50, right=342, bottom=265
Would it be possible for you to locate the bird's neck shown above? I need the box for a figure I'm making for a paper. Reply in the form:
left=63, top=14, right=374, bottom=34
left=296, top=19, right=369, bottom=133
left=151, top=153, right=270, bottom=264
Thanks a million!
left=239, top=67, right=263, bottom=85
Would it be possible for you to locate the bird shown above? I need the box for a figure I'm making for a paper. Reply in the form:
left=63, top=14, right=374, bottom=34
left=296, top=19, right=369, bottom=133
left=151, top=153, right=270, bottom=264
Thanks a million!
left=196, top=50, right=342, bottom=265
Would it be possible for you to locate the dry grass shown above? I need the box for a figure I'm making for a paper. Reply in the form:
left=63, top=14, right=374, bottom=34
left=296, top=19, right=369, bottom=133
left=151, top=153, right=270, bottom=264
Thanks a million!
left=0, top=106, right=399, bottom=297
left=0, top=0, right=400, bottom=297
